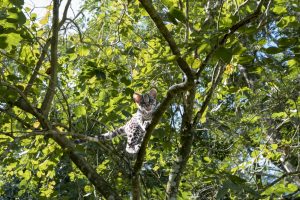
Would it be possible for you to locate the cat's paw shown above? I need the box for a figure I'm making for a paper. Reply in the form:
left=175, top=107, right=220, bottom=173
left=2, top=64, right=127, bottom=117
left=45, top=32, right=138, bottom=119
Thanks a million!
left=126, top=146, right=139, bottom=154
left=144, top=121, right=151, bottom=129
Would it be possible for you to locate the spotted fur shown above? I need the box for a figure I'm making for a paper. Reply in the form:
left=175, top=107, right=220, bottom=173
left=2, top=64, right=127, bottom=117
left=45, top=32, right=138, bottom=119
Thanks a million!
left=98, top=89, right=158, bottom=154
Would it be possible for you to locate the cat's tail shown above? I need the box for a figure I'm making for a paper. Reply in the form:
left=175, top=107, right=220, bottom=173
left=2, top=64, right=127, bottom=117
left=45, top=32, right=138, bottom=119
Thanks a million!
left=98, top=127, right=125, bottom=140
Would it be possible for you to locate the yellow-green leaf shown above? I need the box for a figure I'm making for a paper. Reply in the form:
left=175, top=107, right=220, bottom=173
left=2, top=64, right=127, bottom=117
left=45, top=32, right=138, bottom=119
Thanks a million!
left=203, top=157, right=211, bottom=163
left=271, top=144, right=278, bottom=150
left=78, top=46, right=90, bottom=56
left=74, top=105, right=86, bottom=116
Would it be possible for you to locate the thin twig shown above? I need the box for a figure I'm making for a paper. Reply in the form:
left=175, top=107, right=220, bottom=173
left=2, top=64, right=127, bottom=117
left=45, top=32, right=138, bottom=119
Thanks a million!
left=0, top=107, right=33, bottom=129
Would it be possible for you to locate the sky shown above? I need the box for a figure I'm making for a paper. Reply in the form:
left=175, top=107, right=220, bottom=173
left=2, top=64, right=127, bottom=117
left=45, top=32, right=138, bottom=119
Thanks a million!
left=24, top=0, right=82, bottom=20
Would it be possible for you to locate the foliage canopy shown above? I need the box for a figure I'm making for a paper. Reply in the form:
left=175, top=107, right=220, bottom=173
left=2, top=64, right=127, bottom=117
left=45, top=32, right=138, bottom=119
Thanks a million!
left=0, top=0, right=300, bottom=199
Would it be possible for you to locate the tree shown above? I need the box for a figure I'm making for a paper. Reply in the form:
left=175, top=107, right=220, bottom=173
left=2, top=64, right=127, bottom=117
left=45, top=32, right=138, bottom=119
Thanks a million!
left=0, top=0, right=299, bottom=199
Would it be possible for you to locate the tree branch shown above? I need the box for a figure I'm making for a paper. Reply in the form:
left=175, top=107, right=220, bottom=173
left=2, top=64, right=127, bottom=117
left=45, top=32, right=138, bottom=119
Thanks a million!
left=164, top=1, right=265, bottom=198
left=129, top=1, right=200, bottom=198
left=0, top=81, right=45, bottom=121
left=23, top=40, right=51, bottom=96
left=193, top=62, right=225, bottom=125
left=4, top=127, right=122, bottom=199
left=138, top=0, right=194, bottom=80
left=24, top=0, right=72, bottom=96
left=195, top=0, right=265, bottom=78
left=261, top=171, right=300, bottom=194
left=0, top=107, right=33, bottom=129
left=193, top=0, right=265, bottom=125
left=40, top=0, right=60, bottom=117
left=132, top=81, right=194, bottom=199
left=166, top=87, right=196, bottom=199
left=49, top=130, right=122, bottom=200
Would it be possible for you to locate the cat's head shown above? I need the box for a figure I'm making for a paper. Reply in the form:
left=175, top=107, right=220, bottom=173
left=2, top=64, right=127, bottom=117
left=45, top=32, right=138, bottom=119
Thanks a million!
left=133, top=88, right=157, bottom=113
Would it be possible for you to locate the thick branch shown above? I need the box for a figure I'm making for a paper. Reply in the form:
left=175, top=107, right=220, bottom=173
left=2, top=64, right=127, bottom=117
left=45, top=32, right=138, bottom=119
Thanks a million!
left=4, top=127, right=122, bottom=199
left=0, top=81, right=45, bottom=121
left=24, top=0, right=72, bottom=96
left=49, top=130, right=122, bottom=200
left=40, top=0, right=60, bottom=117
left=164, top=1, right=265, bottom=197
left=131, top=1, right=197, bottom=198
left=166, top=87, right=196, bottom=199
left=194, top=0, right=265, bottom=124
left=23, top=40, right=51, bottom=95
left=138, top=0, right=194, bottom=79
left=132, top=80, right=194, bottom=199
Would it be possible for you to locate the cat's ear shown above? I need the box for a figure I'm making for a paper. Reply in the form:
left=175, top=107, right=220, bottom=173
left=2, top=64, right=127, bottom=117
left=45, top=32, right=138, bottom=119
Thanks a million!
left=133, top=93, right=142, bottom=103
left=149, top=88, right=157, bottom=99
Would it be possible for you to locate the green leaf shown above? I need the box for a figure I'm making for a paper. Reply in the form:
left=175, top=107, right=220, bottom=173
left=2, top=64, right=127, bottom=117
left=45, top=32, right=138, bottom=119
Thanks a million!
left=277, top=16, right=296, bottom=28
left=18, top=189, right=26, bottom=196
left=169, top=7, right=186, bottom=23
left=251, top=150, right=260, bottom=158
left=237, top=55, right=253, bottom=64
left=166, top=55, right=178, bottom=62
left=37, top=171, right=44, bottom=178
left=278, top=37, right=298, bottom=48
left=264, top=47, right=282, bottom=54
left=78, top=46, right=90, bottom=56
left=161, top=0, right=174, bottom=7
left=257, top=39, right=267, bottom=46
left=287, top=59, right=297, bottom=68
left=23, top=170, right=31, bottom=180
left=271, top=112, right=287, bottom=119
left=215, top=47, right=232, bottom=63
left=287, top=184, right=298, bottom=192
left=232, top=43, right=247, bottom=55
left=84, top=185, right=93, bottom=193
left=9, top=0, right=24, bottom=8
left=7, top=8, right=26, bottom=25
left=153, top=165, right=159, bottom=171
left=271, top=144, right=278, bottom=150
left=0, top=33, right=23, bottom=50
left=272, top=6, right=287, bottom=14
left=203, top=156, right=211, bottom=163
left=74, top=105, right=86, bottom=117
left=197, top=43, right=210, bottom=54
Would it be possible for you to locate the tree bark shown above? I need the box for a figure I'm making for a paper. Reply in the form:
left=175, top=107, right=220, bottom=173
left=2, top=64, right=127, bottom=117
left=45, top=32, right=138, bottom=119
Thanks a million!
left=166, top=88, right=195, bottom=199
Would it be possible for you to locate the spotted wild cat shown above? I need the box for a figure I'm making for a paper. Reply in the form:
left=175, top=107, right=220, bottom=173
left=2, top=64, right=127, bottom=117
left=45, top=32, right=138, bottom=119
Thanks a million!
left=98, top=88, right=158, bottom=154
